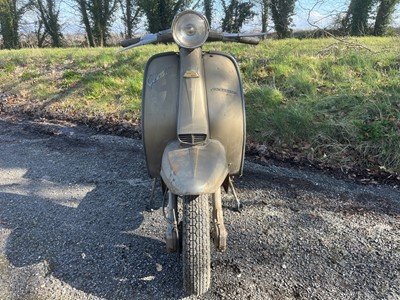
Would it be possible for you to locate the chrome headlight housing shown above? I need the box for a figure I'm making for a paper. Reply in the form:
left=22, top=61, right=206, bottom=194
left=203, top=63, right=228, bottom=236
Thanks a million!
left=172, top=10, right=209, bottom=49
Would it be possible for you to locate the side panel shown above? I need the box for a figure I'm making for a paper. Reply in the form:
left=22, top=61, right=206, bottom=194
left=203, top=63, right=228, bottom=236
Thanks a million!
left=142, top=52, right=179, bottom=178
left=204, top=52, right=245, bottom=175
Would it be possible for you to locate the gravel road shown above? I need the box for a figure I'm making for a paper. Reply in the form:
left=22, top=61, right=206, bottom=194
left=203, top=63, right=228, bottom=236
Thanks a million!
left=0, top=116, right=399, bottom=300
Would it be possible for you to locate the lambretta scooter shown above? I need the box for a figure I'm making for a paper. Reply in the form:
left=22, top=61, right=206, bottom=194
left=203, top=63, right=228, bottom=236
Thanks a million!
left=118, top=10, right=264, bottom=296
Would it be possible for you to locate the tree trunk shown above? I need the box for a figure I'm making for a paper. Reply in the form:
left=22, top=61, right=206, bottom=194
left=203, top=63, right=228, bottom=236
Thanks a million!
left=0, top=0, right=20, bottom=49
left=126, top=0, right=133, bottom=37
left=374, top=0, right=399, bottom=36
left=204, top=0, right=212, bottom=25
left=35, top=19, right=47, bottom=47
left=221, top=0, right=255, bottom=32
left=77, top=0, right=95, bottom=47
left=261, top=0, right=269, bottom=38
left=270, top=0, right=295, bottom=39
left=120, top=0, right=141, bottom=38
left=35, top=0, right=63, bottom=47
left=345, top=0, right=374, bottom=36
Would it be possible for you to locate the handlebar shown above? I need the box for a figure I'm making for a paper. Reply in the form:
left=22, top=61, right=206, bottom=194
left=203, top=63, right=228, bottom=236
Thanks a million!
left=235, top=37, right=261, bottom=45
left=120, top=37, right=141, bottom=48
left=207, top=31, right=224, bottom=42
left=117, top=30, right=172, bottom=53
left=118, top=30, right=266, bottom=52
left=221, top=36, right=261, bottom=45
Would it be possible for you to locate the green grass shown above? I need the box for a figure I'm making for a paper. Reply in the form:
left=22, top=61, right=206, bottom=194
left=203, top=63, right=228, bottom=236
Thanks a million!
left=0, top=37, right=400, bottom=172
left=240, top=37, right=400, bottom=171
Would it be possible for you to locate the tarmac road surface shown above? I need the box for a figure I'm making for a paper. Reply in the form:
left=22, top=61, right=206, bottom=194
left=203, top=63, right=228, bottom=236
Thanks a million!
left=0, top=116, right=399, bottom=299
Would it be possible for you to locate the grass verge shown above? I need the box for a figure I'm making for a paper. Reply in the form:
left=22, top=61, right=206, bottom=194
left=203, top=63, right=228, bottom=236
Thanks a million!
left=0, top=37, right=400, bottom=176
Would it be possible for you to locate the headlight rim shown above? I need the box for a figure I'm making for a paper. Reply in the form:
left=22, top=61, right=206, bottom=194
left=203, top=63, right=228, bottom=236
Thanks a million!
left=172, top=10, right=209, bottom=49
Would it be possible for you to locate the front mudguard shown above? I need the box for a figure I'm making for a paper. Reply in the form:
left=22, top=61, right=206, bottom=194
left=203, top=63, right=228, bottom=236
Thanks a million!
left=160, top=140, right=228, bottom=195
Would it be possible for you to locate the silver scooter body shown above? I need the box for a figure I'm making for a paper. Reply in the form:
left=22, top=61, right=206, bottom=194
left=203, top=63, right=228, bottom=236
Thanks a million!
left=118, top=10, right=265, bottom=295
left=142, top=47, right=245, bottom=194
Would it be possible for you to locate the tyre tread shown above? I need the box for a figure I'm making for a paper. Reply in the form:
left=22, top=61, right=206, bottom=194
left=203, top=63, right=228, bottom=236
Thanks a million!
left=182, top=194, right=211, bottom=295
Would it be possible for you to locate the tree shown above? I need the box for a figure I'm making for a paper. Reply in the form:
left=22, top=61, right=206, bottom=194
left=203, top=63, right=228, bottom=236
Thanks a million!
left=138, top=0, right=192, bottom=32
left=260, top=0, right=269, bottom=35
left=0, top=0, right=27, bottom=49
left=342, top=0, right=375, bottom=36
left=76, top=0, right=95, bottom=47
left=33, top=0, right=63, bottom=47
left=34, top=17, right=47, bottom=47
left=269, top=0, right=296, bottom=39
left=75, top=0, right=118, bottom=47
left=204, top=0, right=212, bottom=25
left=120, top=0, right=142, bottom=38
left=91, top=0, right=119, bottom=46
left=373, top=0, right=400, bottom=35
left=221, top=0, right=255, bottom=32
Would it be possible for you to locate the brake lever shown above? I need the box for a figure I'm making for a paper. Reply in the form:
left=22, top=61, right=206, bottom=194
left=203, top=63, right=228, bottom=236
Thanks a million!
left=116, top=34, right=158, bottom=53
left=117, top=29, right=173, bottom=53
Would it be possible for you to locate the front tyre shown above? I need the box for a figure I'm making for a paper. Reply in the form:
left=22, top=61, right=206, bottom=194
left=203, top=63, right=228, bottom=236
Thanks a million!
left=182, top=194, right=211, bottom=295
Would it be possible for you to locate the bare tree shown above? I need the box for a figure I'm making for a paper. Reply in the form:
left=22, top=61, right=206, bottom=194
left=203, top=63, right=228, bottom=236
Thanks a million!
left=91, top=0, right=119, bottom=46
left=120, top=0, right=141, bottom=39
left=260, top=0, right=269, bottom=36
left=34, top=17, right=47, bottom=47
left=301, top=1, right=375, bottom=53
left=75, top=0, right=118, bottom=47
left=76, top=0, right=95, bottom=46
left=33, top=0, right=63, bottom=47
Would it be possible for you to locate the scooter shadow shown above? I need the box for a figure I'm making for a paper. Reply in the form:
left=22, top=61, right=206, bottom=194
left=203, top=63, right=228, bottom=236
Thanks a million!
left=0, top=183, right=184, bottom=299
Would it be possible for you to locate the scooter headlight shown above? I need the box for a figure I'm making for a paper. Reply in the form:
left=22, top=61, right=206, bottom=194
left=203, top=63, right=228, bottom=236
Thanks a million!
left=172, top=10, right=209, bottom=49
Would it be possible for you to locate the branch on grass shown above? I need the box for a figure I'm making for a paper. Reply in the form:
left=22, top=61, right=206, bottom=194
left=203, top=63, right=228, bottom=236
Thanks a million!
left=301, top=0, right=376, bottom=54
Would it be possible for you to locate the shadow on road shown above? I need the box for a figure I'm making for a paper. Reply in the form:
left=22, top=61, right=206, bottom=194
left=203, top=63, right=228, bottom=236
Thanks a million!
left=0, top=120, right=184, bottom=299
left=1, top=191, right=179, bottom=299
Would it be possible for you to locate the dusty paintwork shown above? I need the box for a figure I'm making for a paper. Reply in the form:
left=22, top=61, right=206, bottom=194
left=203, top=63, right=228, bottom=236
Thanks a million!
left=142, top=52, right=179, bottom=178
left=142, top=50, right=245, bottom=180
left=160, top=140, right=228, bottom=195
left=204, top=51, right=245, bottom=176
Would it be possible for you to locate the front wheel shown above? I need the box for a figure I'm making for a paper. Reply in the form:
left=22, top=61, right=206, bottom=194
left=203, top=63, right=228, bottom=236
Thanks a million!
left=182, top=194, right=211, bottom=295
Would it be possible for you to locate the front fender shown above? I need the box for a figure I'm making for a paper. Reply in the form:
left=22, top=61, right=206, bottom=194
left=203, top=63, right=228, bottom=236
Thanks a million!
left=160, top=140, right=228, bottom=195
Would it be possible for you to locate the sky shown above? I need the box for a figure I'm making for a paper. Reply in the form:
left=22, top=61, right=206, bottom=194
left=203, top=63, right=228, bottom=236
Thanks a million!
left=21, top=0, right=400, bottom=35
left=293, top=0, right=400, bottom=30
left=57, top=0, right=349, bottom=33
left=294, top=0, right=348, bottom=29
left=206, top=0, right=351, bottom=31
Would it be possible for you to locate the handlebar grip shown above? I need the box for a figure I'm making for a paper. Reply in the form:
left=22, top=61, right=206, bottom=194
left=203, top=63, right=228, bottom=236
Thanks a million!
left=209, top=31, right=261, bottom=45
left=207, top=31, right=224, bottom=42
left=157, top=30, right=174, bottom=43
left=234, top=37, right=260, bottom=45
left=120, top=37, right=141, bottom=47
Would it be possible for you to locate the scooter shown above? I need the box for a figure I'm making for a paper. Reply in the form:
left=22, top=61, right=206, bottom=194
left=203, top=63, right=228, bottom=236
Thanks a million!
left=118, top=10, right=264, bottom=296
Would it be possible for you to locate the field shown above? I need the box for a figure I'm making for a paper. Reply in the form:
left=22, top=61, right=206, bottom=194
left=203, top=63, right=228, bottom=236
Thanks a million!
left=0, top=37, right=400, bottom=175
